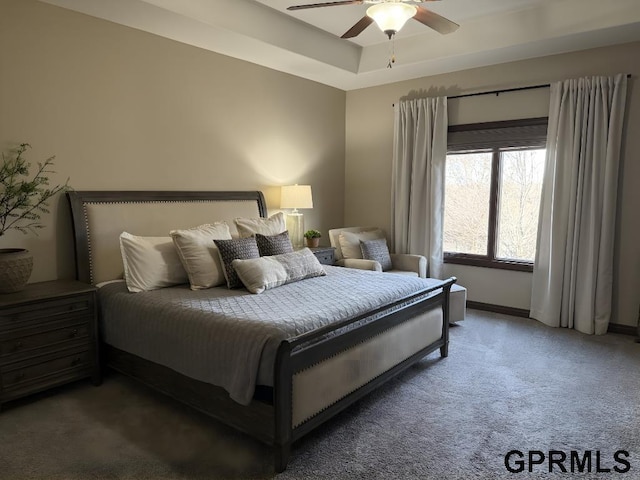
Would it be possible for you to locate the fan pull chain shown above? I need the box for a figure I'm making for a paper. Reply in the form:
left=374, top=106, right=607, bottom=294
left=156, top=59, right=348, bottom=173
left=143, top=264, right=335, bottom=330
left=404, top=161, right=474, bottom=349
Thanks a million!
left=387, top=35, right=396, bottom=68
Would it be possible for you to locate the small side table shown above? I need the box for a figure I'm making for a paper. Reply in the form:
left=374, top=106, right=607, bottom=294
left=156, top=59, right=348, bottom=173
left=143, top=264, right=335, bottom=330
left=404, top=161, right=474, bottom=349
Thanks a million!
left=305, top=246, right=335, bottom=265
left=0, top=280, right=100, bottom=411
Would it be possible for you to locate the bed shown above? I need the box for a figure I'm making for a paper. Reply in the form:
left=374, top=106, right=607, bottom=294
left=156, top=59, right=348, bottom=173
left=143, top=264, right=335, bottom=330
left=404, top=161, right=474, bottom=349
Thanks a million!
left=67, top=190, right=455, bottom=472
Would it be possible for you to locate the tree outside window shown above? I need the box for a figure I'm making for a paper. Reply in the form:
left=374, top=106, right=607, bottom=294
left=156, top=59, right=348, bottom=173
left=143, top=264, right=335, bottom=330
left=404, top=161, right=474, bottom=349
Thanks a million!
left=443, top=118, right=547, bottom=271
left=496, top=149, right=545, bottom=261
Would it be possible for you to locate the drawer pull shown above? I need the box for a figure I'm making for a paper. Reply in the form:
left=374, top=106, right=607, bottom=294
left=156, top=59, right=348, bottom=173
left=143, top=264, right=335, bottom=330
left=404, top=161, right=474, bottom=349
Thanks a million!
left=14, top=372, right=25, bottom=382
left=69, top=329, right=78, bottom=338
left=71, top=357, right=82, bottom=366
left=13, top=341, right=23, bottom=351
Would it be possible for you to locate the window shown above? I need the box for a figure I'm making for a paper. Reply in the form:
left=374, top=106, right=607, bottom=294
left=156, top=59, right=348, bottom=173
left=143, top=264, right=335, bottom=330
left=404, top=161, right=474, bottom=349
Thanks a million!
left=443, top=118, right=547, bottom=271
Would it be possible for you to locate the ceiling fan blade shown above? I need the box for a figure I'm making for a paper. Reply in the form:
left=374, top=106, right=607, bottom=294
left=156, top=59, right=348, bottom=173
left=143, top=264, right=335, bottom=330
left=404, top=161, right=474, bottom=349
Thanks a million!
left=413, top=5, right=459, bottom=35
left=341, top=15, right=374, bottom=38
left=287, top=0, right=363, bottom=11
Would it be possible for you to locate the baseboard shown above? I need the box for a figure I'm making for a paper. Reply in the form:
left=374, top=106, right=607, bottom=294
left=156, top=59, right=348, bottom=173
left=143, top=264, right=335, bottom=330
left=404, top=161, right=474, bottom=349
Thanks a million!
left=466, top=301, right=530, bottom=318
left=606, top=323, right=638, bottom=337
left=467, top=301, right=639, bottom=337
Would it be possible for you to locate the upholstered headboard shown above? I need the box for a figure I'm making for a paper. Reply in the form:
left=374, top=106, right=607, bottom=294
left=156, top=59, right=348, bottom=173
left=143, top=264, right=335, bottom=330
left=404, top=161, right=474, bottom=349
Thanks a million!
left=67, top=191, right=267, bottom=285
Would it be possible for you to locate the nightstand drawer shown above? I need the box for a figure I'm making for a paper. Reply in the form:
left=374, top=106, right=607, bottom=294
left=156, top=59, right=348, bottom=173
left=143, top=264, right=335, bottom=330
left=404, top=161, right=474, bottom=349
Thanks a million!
left=306, top=247, right=335, bottom=265
left=2, top=349, right=91, bottom=390
left=0, top=281, right=99, bottom=409
left=0, top=321, right=90, bottom=358
left=314, top=252, right=334, bottom=265
left=0, top=296, right=93, bottom=332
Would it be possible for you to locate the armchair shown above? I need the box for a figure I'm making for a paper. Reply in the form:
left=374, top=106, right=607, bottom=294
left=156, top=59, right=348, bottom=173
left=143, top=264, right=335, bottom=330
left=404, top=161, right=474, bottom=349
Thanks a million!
left=328, top=226, right=467, bottom=322
left=328, top=227, right=426, bottom=277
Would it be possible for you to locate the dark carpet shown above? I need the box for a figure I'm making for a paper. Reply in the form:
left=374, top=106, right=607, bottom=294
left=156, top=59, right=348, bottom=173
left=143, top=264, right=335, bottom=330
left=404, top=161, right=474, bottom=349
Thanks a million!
left=1, top=310, right=638, bottom=479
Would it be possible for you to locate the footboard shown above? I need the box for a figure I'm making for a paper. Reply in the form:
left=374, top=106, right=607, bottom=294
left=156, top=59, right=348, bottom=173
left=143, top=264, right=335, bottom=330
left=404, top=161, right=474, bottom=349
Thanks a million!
left=273, top=278, right=455, bottom=471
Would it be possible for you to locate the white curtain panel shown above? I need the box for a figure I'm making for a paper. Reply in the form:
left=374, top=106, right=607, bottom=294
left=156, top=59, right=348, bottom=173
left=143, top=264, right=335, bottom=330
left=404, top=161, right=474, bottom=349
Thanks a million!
left=531, top=74, right=628, bottom=335
left=391, top=97, right=448, bottom=278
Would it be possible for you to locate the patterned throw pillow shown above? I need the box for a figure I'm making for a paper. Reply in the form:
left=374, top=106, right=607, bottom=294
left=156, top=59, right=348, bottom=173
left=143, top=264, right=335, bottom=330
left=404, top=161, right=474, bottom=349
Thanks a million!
left=255, top=231, right=294, bottom=256
left=214, top=237, right=260, bottom=289
left=232, top=248, right=326, bottom=294
left=360, top=238, right=393, bottom=271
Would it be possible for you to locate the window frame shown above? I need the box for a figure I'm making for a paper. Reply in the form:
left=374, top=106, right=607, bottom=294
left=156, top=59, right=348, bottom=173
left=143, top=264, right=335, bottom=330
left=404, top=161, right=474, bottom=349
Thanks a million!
left=443, top=118, right=548, bottom=272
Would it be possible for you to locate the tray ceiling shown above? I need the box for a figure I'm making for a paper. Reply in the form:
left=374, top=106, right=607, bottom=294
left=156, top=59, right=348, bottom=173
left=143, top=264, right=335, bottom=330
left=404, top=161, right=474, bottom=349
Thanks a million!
left=40, top=0, right=640, bottom=90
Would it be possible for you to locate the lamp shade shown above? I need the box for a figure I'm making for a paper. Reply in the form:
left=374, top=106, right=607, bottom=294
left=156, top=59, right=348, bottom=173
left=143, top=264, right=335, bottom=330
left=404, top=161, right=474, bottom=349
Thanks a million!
left=281, top=185, right=313, bottom=209
left=367, top=3, right=416, bottom=35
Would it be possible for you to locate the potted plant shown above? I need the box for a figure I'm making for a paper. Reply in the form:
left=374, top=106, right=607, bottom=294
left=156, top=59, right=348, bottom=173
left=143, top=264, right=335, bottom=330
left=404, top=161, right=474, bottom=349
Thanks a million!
left=303, top=229, right=322, bottom=248
left=0, top=143, right=69, bottom=293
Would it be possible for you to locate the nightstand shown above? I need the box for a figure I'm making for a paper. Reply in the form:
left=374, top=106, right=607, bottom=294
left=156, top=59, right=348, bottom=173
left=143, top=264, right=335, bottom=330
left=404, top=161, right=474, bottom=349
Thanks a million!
left=307, top=246, right=335, bottom=265
left=0, top=280, right=99, bottom=411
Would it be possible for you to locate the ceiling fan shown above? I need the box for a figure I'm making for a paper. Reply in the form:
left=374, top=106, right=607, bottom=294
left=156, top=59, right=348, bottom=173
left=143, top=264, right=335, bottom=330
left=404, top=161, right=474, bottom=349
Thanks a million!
left=287, top=0, right=459, bottom=40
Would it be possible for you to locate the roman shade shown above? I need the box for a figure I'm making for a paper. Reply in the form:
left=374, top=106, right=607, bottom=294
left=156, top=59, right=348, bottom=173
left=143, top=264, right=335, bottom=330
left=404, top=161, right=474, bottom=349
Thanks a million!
left=447, top=117, right=548, bottom=153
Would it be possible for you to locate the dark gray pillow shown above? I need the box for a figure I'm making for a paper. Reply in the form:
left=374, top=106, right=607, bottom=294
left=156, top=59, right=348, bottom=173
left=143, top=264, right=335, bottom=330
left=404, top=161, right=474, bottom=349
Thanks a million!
left=255, top=231, right=294, bottom=256
left=214, top=237, right=260, bottom=289
left=360, top=238, right=392, bottom=271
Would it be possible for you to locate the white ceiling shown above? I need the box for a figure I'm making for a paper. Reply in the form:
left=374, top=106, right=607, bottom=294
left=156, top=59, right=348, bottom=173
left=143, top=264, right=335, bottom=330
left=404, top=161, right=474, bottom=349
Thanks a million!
left=41, top=0, right=640, bottom=91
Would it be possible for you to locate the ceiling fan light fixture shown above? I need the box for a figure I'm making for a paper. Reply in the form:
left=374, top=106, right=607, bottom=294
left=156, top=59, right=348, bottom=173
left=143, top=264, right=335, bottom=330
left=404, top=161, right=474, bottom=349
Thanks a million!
left=366, top=2, right=417, bottom=38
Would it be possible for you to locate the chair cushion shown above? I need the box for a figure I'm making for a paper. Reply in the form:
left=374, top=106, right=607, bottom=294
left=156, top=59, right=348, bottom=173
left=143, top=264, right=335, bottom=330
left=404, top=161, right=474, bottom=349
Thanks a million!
left=360, top=238, right=392, bottom=271
left=338, top=229, right=385, bottom=259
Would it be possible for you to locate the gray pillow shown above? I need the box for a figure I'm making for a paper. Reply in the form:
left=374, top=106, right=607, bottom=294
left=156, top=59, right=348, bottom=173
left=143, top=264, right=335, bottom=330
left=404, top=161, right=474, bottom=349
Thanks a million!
left=232, top=248, right=326, bottom=294
left=214, top=237, right=260, bottom=289
left=255, top=231, right=294, bottom=256
left=360, top=238, right=392, bottom=271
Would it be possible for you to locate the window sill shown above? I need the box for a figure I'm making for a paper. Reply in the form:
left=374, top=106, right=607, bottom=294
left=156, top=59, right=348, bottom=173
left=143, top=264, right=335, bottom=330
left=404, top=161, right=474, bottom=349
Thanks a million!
left=444, top=254, right=533, bottom=272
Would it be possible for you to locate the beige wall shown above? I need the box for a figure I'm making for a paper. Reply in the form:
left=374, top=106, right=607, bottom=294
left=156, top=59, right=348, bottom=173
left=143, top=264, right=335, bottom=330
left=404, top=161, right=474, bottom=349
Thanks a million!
left=346, top=42, right=640, bottom=327
left=0, top=0, right=346, bottom=282
left=1, top=1, right=637, bottom=328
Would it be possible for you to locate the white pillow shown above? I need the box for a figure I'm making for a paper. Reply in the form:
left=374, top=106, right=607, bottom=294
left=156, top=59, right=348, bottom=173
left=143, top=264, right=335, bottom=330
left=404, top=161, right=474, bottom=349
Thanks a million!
left=170, top=223, right=232, bottom=290
left=232, top=248, right=325, bottom=294
left=119, top=232, right=188, bottom=293
left=235, top=212, right=286, bottom=238
left=339, top=229, right=385, bottom=259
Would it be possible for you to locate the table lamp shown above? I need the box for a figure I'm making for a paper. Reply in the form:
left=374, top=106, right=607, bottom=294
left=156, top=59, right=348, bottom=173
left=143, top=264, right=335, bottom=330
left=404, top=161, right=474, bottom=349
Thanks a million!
left=280, top=184, right=313, bottom=248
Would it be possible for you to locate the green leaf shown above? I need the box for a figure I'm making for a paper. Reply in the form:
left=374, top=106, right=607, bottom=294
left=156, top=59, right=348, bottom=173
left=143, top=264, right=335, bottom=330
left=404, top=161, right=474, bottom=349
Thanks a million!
left=0, top=144, right=70, bottom=236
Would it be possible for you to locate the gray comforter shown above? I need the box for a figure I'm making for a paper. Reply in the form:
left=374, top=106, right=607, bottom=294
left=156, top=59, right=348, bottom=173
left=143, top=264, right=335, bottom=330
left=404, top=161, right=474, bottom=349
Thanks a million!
left=98, top=266, right=442, bottom=405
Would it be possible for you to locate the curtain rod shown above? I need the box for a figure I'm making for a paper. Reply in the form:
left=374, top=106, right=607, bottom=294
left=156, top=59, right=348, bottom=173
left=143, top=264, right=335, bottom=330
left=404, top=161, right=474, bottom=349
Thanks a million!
left=449, top=83, right=549, bottom=99
left=393, top=74, right=632, bottom=105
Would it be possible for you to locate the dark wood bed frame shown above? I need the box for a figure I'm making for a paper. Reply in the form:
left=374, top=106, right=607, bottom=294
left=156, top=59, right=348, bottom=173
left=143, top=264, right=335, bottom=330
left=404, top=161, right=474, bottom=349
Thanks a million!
left=67, top=190, right=454, bottom=472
